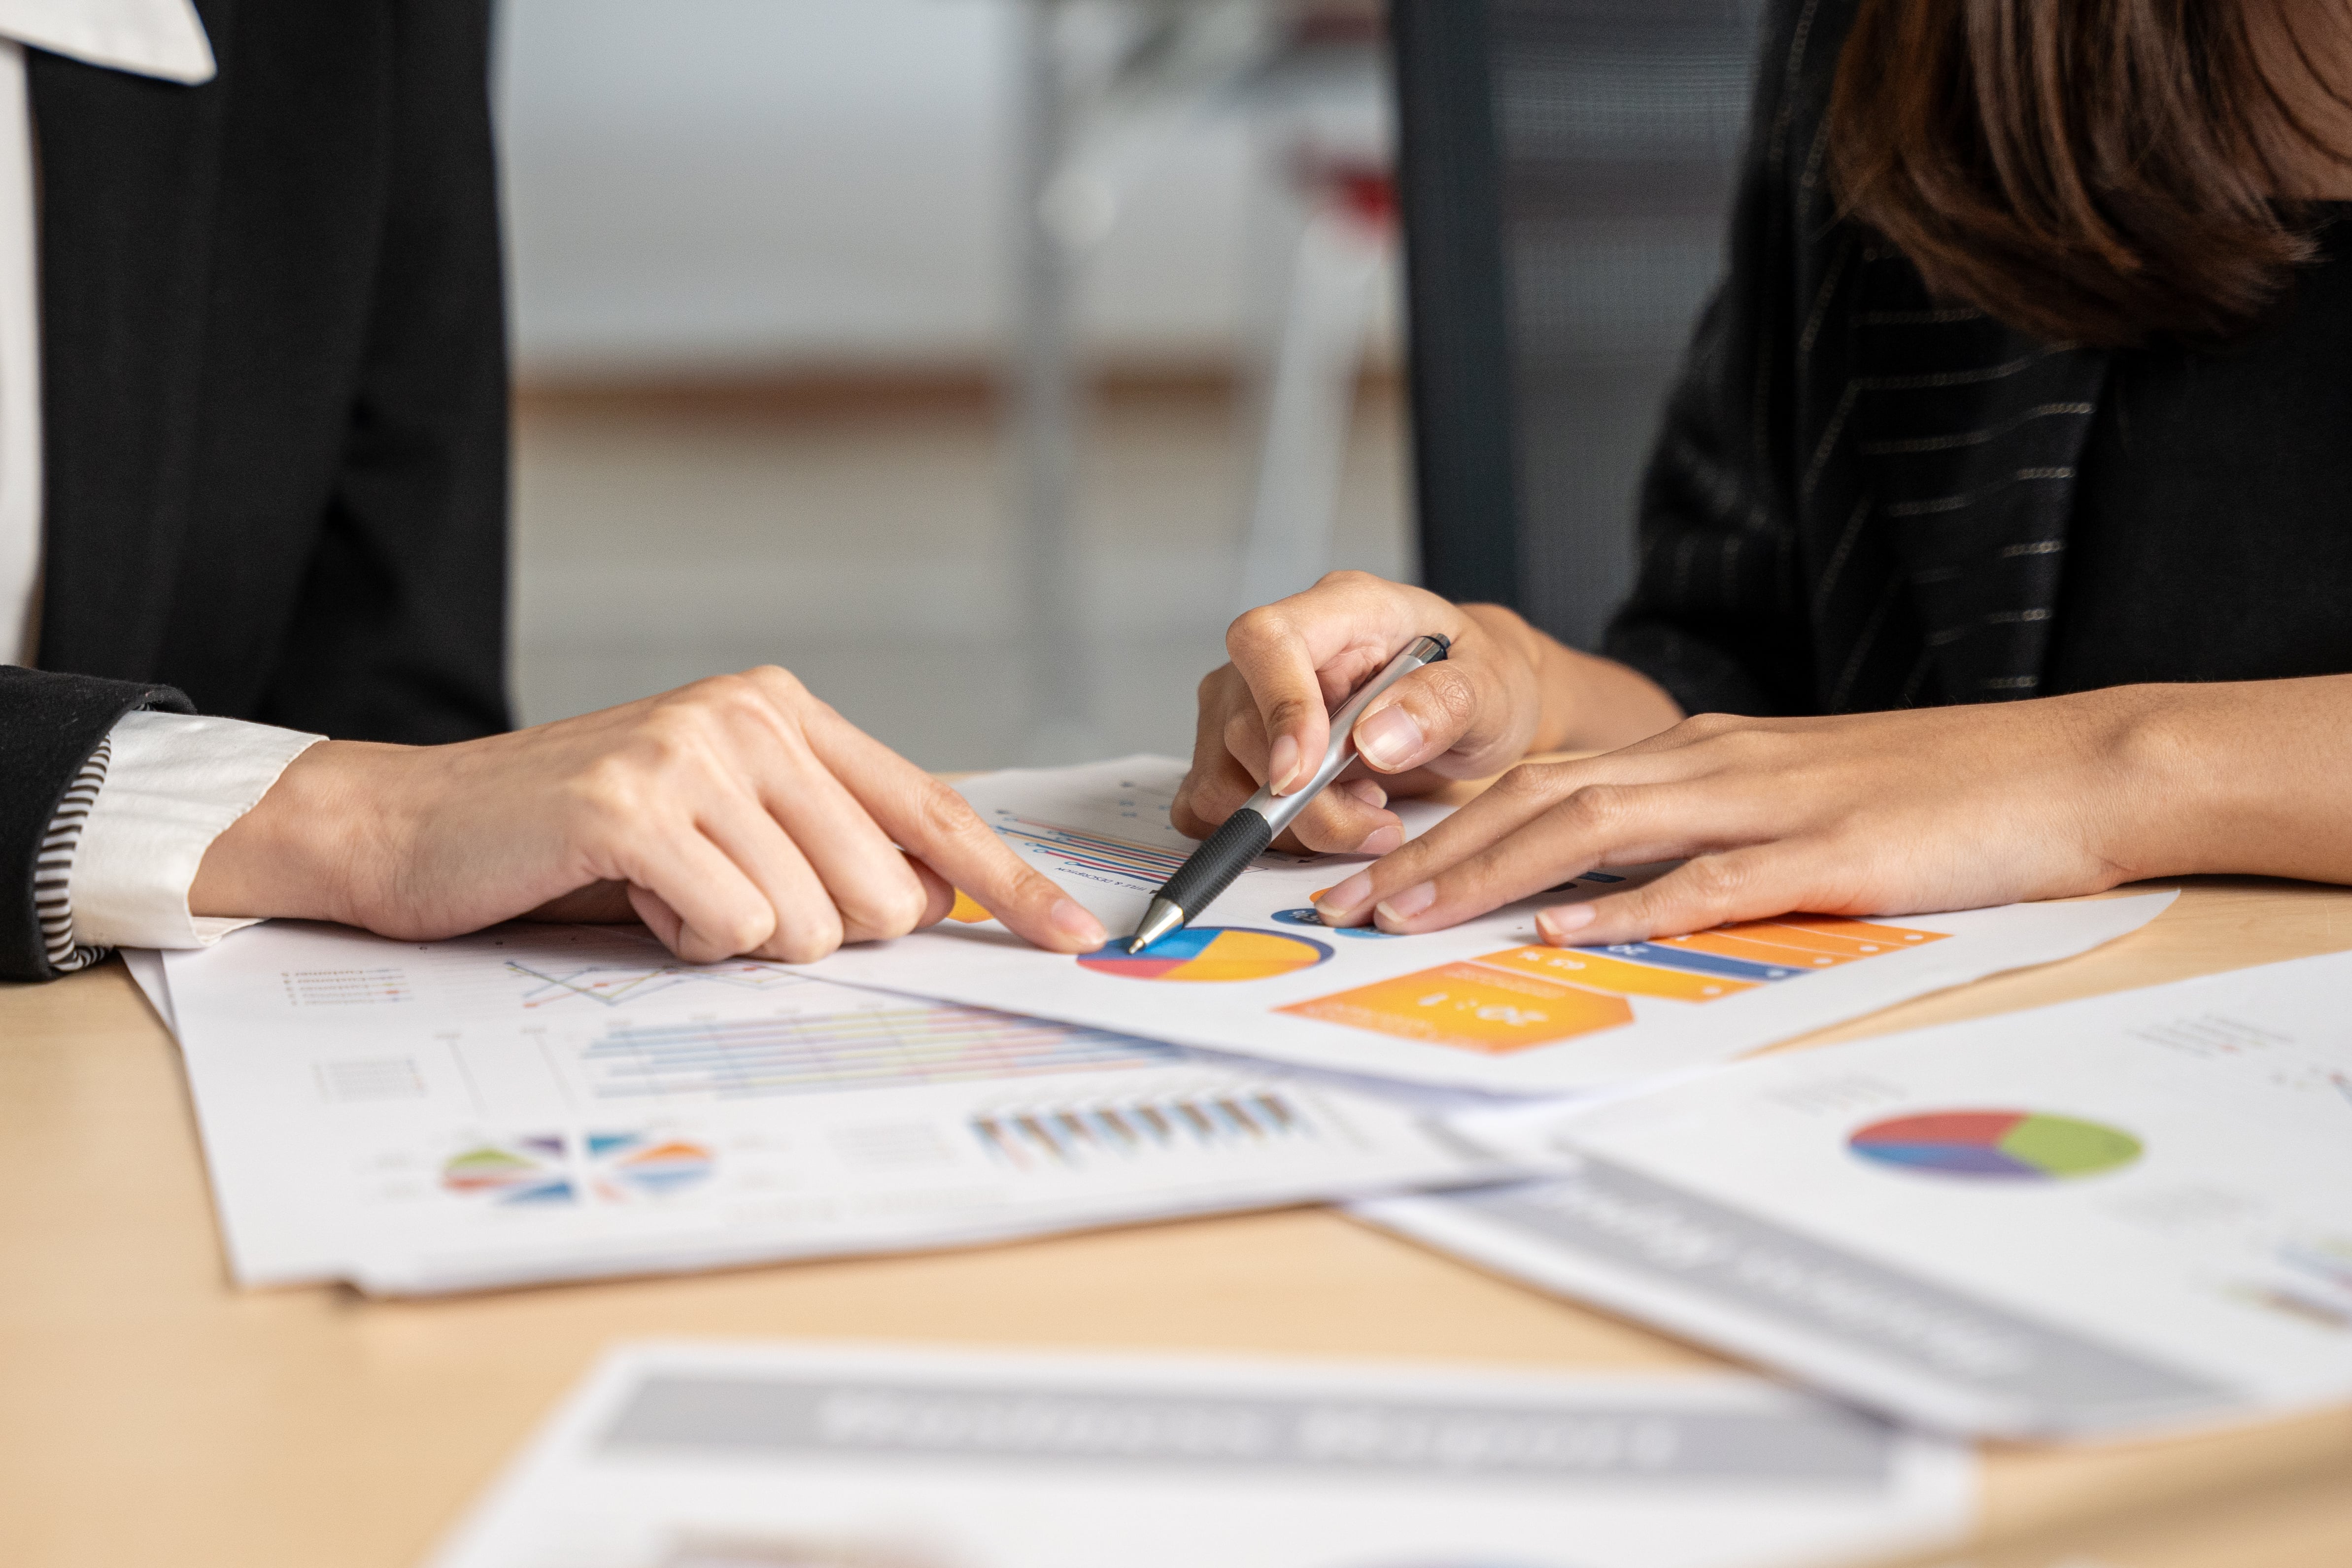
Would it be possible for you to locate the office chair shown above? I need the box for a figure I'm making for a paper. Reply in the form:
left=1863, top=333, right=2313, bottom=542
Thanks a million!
left=1389, top=0, right=1763, bottom=648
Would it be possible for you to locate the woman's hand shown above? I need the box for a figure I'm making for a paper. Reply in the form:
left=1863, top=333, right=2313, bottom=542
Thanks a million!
left=1175, top=571, right=1679, bottom=853
left=1312, top=688, right=2214, bottom=944
left=190, top=667, right=1107, bottom=962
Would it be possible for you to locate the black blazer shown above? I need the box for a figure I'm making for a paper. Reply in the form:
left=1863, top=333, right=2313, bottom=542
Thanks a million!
left=0, top=0, right=508, bottom=981
left=1602, top=0, right=2110, bottom=719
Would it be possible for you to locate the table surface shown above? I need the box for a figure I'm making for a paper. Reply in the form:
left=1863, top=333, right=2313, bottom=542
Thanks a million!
left=8, top=875, right=2352, bottom=1567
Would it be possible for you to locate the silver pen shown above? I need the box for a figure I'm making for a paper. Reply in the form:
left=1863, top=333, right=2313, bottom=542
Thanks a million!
left=1125, top=633, right=1451, bottom=953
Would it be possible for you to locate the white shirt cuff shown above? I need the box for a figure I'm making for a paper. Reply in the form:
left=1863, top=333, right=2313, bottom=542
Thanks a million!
left=68, top=710, right=323, bottom=950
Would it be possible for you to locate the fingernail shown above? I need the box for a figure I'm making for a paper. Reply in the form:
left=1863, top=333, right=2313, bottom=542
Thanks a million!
left=1050, top=897, right=1106, bottom=948
left=1357, top=824, right=1403, bottom=855
left=1537, top=903, right=1597, bottom=944
left=1354, top=703, right=1424, bottom=771
left=1375, top=881, right=1437, bottom=924
left=1268, top=732, right=1303, bottom=795
left=1338, top=778, right=1389, bottom=810
left=1316, top=870, right=1375, bottom=917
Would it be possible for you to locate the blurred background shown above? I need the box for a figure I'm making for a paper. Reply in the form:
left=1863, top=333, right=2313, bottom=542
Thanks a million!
left=496, top=0, right=1761, bottom=770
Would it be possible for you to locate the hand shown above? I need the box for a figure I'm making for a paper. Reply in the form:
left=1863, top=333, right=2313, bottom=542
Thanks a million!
left=1310, top=692, right=2184, bottom=943
left=191, top=667, right=1108, bottom=962
left=1175, top=572, right=1676, bottom=854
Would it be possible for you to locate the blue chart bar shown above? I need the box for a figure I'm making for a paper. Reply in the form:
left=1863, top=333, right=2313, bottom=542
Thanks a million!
left=580, top=1008, right=1178, bottom=1100
left=973, top=1091, right=1312, bottom=1168
left=1597, top=942, right=1802, bottom=984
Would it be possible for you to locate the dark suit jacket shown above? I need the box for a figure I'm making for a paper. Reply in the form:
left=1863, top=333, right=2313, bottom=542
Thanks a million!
left=0, top=0, right=508, bottom=981
left=1602, top=0, right=2109, bottom=718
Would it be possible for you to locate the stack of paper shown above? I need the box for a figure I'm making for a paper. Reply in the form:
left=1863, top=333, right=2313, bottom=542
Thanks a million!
left=426, top=1341, right=1974, bottom=1568
left=155, top=750, right=2328, bottom=1455
left=136, top=921, right=1517, bottom=1295
left=1365, top=952, right=2352, bottom=1437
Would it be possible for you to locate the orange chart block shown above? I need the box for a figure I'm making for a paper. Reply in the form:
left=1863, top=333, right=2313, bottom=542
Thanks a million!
left=1660, top=929, right=1851, bottom=970
left=1475, top=945, right=1757, bottom=1002
left=1279, top=962, right=1633, bottom=1055
left=1761, top=915, right=1949, bottom=953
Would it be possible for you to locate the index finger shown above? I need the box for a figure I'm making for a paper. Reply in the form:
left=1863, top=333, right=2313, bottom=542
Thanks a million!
left=795, top=694, right=1106, bottom=953
left=1221, top=572, right=1451, bottom=798
left=1221, top=602, right=1341, bottom=799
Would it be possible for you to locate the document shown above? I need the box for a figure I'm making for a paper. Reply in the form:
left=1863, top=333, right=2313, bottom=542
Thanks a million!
left=1365, top=951, right=2352, bottom=1438
left=154, top=921, right=1522, bottom=1295
left=427, top=1340, right=1974, bottom=1568
left=811, top=756, right=2177, bottom=1093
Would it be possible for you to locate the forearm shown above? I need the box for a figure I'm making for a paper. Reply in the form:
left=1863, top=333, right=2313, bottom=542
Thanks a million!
left=1464, top=604, right=1684, bottom=755
left=2103, top=675, right=2352, bottom=884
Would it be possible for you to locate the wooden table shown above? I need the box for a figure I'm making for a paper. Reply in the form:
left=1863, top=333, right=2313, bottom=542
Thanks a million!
left=6, top=877, right=2352, bottom=1568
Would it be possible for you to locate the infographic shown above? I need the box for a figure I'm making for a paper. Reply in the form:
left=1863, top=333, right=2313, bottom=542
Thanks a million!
left=812, top=756, right=2177, bottom=1092
left=1369, top=950, right=2352, bottom=1436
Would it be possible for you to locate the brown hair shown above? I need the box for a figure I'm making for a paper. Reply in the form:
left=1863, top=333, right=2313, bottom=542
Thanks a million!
left=1827, top=0, right=2352, bottom=346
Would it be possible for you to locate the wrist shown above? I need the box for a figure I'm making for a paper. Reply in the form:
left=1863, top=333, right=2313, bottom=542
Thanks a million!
left=2083, top=683, right=2235, bottom=880
left=189, top=740, right=410, bottom=923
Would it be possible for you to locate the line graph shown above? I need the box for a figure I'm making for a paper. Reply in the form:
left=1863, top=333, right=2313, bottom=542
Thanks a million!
left=990, top=811, right=1193, bottom=886
left=507, top=958, right=805, bottom=1010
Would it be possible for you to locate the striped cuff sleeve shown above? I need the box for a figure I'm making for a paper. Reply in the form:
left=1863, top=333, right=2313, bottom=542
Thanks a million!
left=34, top=733, right=112, bottom=974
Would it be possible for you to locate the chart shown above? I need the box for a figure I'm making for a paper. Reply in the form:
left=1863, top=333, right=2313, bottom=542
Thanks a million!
left=1273, top=907, right=1397, bottom=938
left=439, top=1132, right=717, bottom=1206
left=1847, top=1110, right=2143, bottom=1180
left=1079, top=928, right=1332, bottom=983
left=508, top=958, right=805, bottom=1009
left=971, top=1086, right=1313, bottom=1170
left=1282, top=916, right=1951, bottom=1053
left=992, top=812, right=1191, bottom=886
left=585, top=1132, right=715, bottom=1200
left=577, top=1005, right=1177, bottom=1100
left=442, top=1137, right=574, bottom=1205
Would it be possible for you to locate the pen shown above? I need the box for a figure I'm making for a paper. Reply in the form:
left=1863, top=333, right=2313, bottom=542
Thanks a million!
left=1124, top=633, right=1451, bottom=953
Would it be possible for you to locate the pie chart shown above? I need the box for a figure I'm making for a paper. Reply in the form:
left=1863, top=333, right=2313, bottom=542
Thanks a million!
left=442, top=1136, right=574, bottom=1205
left=1080, top=926, right=1332, bottom=982
left=1849, top=1109, right=2142, bottom=1180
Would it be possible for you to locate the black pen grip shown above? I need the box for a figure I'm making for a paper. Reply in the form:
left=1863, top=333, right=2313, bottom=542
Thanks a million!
left=1159, top=809, right=1274, bottom=919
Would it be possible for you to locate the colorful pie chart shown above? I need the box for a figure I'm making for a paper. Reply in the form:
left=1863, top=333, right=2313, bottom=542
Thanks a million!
left=1080, top=926, right=1332, bottom=982
left=1849, top=1109, right=2142, bottom=1180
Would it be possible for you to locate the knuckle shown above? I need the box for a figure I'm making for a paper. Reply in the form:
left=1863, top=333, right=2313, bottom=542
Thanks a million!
left=1314, top=567, right=1375, bottom=593
left=1675, top=711, right=1741, bottom=741
left=770, top=909, right=845, bottom=964
left=1262, top=695, right=1313, bottom=733
left=844, top=869, right=930, bottom=940
left=1677, top=855, right=1750, bottom=906
left=909, top=776, right=984, bottom=846
left=1421, top=663, right=1480, bottom=726
left=1225, top=606, right=1289, bottom=658
left=1494, top=761, right=1564, bottom=801
left=745, top=663, right=807, bottom=701
left=1559, top=782, right=1628, bottom=831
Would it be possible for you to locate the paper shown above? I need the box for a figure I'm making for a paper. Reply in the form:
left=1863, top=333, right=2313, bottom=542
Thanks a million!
left=157, top=920, right=1521, bottom=1295
left=811, top=756, right=2178, bottom=1093
left=1365, top=950, right=2352, bottom=1438
left=427, top=1340, right=1974, bottom=1568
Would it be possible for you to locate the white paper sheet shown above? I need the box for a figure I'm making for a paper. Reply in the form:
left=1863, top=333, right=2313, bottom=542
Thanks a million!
left=810, top=756, right=2178, bottom=1093
left=426, top=1340, right=1975, bottom=1568
left=158, top=921, right=1525, bottom=1295
left=1365, top=950, right=2352, bottom=1438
